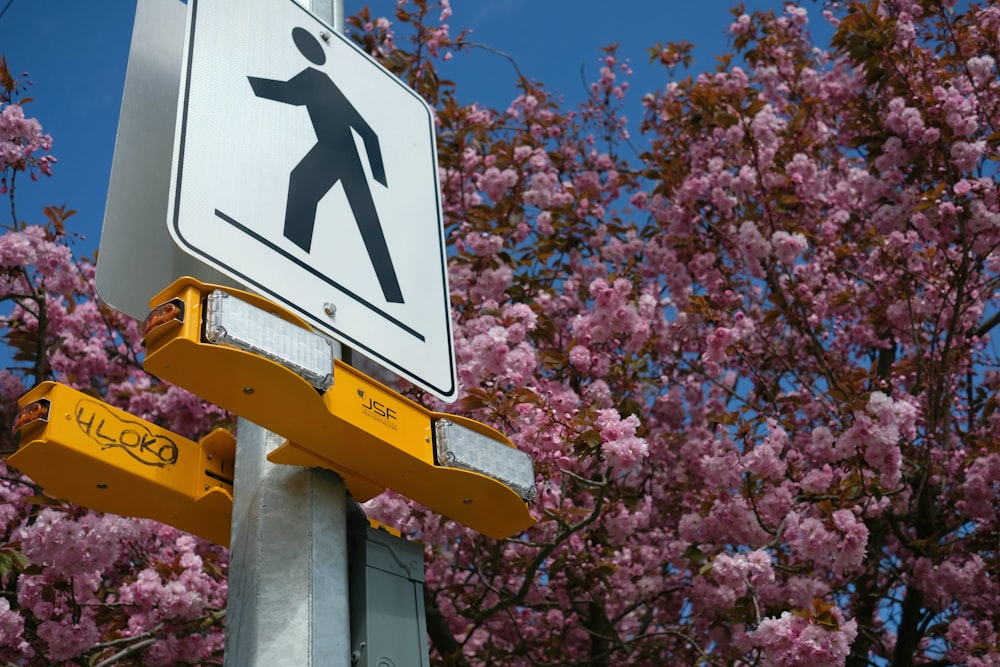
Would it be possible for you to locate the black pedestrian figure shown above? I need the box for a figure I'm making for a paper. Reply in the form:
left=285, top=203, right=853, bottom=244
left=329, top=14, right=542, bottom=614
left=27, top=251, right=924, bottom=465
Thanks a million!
left=248, top=27, right=404, bottom=304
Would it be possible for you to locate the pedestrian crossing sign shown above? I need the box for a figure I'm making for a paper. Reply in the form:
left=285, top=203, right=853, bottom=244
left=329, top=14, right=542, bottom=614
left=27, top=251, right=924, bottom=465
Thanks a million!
left=168, top=0, right=457, bottom=401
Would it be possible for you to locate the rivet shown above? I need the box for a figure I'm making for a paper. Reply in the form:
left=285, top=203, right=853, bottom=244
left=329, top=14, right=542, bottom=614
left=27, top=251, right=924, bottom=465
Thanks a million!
left=320, top=31, right=331, bottom=42
left=243, top=387, right=255, bottom=394
left=97, top=483, right=108, bottom=490
left=324, top=302, right=337, bottom=317
left=462, top=498, right=473, bottom=504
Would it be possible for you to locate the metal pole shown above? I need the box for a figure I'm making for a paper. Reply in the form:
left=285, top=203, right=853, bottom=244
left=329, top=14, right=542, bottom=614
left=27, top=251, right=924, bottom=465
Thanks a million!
left=224, top=2, right=351, bottom=665
left=225, top=421, right=352, bottom=666
left=307, top=0, right=343, bottom=30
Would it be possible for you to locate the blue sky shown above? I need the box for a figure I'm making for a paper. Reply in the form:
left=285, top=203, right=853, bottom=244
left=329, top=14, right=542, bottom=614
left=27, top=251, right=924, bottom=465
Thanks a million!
left=0, top=0, right=827, bottom=254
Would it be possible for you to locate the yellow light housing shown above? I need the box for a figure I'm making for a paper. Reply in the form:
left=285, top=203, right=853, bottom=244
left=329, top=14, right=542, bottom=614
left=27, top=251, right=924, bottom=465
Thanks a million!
left=142, top=277, right=536, bottom=539
left=7, top=382, right=235, bottom=546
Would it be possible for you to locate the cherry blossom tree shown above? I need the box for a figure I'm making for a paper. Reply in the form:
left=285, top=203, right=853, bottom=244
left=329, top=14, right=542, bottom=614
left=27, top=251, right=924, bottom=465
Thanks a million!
left=2, top=0, right=1000, bottom=665
left=0, top=58, right=229, bottom=666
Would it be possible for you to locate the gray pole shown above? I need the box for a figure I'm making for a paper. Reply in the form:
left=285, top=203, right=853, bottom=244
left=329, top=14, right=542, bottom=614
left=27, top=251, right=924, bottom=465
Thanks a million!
left=224, top=5, right=351, bottom=664
left=224, top=422, right=351, bottom=666
left=307, top=0, right=343, bottom=29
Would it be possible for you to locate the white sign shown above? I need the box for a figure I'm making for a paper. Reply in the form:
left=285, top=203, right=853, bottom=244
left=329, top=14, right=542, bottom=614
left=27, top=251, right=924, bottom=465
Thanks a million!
left=169, top=0, right=457, bottom=401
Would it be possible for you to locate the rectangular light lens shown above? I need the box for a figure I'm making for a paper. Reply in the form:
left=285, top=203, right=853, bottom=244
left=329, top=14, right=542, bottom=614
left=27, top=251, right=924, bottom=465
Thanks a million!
left=203, top=290, right=334, bottom=391
left=434, top=419, right=535, bottom=501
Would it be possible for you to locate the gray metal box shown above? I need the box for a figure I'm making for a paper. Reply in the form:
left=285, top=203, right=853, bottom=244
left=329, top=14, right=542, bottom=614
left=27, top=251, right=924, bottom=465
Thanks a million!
left=349, top=526, right=429, bottom=666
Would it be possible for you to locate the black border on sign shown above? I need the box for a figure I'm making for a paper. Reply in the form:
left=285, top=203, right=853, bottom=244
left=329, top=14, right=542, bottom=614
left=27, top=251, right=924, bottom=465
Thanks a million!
left=172, top=0, right=456, bottom=400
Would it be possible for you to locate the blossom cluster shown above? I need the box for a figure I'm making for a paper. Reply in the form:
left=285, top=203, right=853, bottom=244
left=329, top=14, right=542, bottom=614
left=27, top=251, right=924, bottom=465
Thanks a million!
left=0, top=103, right=54, bottom=187
left=371, top=1, right=1000, bottom=665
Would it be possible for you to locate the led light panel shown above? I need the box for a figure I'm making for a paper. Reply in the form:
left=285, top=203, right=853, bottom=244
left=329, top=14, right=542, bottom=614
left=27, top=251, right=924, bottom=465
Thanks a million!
left=203, top=290, right=334, bottom=391
left=434, top=419, right=536, bottom=501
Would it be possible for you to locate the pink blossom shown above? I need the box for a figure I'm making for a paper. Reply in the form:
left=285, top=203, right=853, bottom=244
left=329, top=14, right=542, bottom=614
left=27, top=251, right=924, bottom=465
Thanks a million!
left=36, top=617, right=99, bottom=663
left=783, top=509, right=868, bottom=575
left=830, top=510, right=869, bottom=573
left=945, top=617, right=1000, bottom=665
left=475, top=165, right=518, bottom=202
left=738, top=220, right=772, bottom=268
left=703, top=311, right=756, bottom=366
left=595, top=409, right=648, bottom=468
left=786, top=5, right=809, bottom=27
left=912, top=554, right=991, bottom=610
left=772, top=230, right=808, bottom=265
left=19, top=510, right=133, bottom=576
left=0, top=103, right=54, bottom=175
left=0, top=597, right=28, bottom=659
left=569, top=344, right=591, bottom=371
left=754, top=610, right=858, bottom=667
left=742, top=420, right=789, bottom=479
left=730, top=13, right=751, bottom=35
left=712, top=549, right=775, bottom=590
left=800, top=464, right=834, bottom=494
left=967, top=55, right=995, bottom=88
left=951, top=140, right=985, bottom=172
left=958, top=453, right=1000, bottom=521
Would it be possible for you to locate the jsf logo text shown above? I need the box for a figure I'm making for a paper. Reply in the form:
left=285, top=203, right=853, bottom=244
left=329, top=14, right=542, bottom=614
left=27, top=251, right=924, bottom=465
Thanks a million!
left=359, top=391, right=398, bottom=431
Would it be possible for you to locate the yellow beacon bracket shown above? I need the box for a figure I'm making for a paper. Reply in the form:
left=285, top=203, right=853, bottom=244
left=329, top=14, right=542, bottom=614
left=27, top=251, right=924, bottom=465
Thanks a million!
left=142, top=277, right=536, bottom=540
left=9, top=382, right=235, bottom=546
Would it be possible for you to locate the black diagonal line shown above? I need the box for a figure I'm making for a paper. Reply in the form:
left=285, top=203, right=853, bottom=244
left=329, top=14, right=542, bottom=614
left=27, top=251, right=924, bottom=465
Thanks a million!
left=213, top=209, right=425, bottom=342
left=0, top=0, right=15, bottom=22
